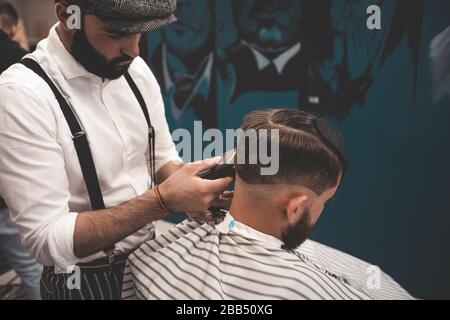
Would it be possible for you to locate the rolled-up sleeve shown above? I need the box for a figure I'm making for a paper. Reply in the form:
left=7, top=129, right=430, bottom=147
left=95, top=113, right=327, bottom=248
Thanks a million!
left=0, top=84, right=80, bottom=273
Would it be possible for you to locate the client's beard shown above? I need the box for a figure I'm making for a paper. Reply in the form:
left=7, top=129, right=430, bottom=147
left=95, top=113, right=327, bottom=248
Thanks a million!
left=71, top=28, right=133, bottom=80
left=282, top=208, right=313, bottom=250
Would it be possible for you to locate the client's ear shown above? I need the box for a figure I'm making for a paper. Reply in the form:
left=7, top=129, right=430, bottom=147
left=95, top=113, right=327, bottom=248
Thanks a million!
left=285, top=195, right=308, bottom=225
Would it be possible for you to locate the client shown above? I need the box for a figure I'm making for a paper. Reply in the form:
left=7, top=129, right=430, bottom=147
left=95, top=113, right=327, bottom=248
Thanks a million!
left=124, top=109, right=413, bottom=300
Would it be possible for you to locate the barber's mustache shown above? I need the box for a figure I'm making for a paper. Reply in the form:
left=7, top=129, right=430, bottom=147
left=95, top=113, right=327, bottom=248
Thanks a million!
left=111, top=55, right=134, bottom=64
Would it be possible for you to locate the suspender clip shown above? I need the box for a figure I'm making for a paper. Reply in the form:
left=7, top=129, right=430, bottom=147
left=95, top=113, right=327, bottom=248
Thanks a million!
left=72, top=131, right=86, bottom=140
left=148, top=127, right=155, bottom=140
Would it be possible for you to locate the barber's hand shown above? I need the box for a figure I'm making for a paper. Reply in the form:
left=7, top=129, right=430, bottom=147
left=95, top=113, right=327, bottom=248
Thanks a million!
left=210, top=191, right=234, bottom=210
left=188, top=187, right=234, bottom=223
left=158, top=159, right=234, bottom=221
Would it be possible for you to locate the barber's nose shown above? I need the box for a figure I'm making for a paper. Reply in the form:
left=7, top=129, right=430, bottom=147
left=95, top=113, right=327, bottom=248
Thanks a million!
left=121, top=34, right=141, bottom=59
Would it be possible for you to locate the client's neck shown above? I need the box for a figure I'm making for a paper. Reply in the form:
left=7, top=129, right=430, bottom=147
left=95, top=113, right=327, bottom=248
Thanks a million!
left=229, top=183, right=283, bottom=241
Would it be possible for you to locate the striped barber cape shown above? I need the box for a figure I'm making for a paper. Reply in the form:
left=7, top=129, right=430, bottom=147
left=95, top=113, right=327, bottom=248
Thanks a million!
left=123, top=213, right=414, bottom=300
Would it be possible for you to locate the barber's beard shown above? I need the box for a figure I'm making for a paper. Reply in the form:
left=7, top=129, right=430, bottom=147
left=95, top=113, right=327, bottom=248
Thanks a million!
left=71, top=28, right=133, bottom=80
left=282, top=208, right=313, bottom=250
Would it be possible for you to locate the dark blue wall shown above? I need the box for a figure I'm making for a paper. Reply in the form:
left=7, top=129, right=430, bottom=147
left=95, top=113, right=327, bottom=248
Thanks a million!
left=147, top=0, right=450, bottom=299
left=315, top=0, right=450, bottom=300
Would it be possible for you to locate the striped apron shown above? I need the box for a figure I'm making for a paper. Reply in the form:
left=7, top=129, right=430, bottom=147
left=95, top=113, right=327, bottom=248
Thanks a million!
left=40, top=255, right=129, bottom=300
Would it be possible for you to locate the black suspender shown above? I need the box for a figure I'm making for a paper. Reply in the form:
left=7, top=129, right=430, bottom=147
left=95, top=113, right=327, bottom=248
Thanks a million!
left=21, top=58, right=107, bottom=210
left=124, top=72, right=156, bottom=186
left=20, top=58, right=156, bottom=213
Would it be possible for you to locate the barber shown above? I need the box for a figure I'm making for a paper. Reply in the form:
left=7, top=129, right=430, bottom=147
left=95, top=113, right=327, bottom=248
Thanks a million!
left=0, top=0, right=232, bottom=300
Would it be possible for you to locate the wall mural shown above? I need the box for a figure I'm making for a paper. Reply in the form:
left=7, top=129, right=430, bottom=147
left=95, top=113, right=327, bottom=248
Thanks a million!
left=145, top=1, right=450, bottom=299
left=148, top=0, right=424, bottom=132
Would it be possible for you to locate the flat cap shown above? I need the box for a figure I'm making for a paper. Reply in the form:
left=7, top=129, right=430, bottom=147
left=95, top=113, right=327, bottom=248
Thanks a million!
left=78, top=0, right=177, bottom=33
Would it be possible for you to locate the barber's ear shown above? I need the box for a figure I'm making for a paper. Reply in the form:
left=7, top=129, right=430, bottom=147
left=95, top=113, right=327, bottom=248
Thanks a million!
left=285, top=195, right=308, bottom=225
left=9, top=25, right=18, bottom=39
left=55, top=2, right=73, bottom=32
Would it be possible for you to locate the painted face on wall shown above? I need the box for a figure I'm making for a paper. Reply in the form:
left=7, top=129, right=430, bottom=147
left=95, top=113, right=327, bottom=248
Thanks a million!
left=161, top=0, right=213, bottom=59
left=234, top=0, right=302, bottom=50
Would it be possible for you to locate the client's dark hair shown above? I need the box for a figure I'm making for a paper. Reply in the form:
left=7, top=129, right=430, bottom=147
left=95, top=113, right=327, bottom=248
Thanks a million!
left=0, top=0, right=18, bottom=29
left=235, top=109, right=348, bottom=195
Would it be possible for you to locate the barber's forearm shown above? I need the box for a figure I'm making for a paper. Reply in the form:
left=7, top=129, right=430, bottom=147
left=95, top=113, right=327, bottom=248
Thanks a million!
left=73, top=159, right=228, bottom=259
left=73, top=189, right=167, bottom=259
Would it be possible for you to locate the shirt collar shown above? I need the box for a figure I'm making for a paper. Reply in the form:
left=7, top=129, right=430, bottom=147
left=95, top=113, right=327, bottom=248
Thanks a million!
left=216, top=212, right=285, bottom=249
left=243, top=41, right=301, bottom=74
left=45, top=23, right=98, bottom=81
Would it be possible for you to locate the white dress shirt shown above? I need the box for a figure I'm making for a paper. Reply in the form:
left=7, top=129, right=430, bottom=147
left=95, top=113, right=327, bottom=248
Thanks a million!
left=0, top=26, right=182, bottom=273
